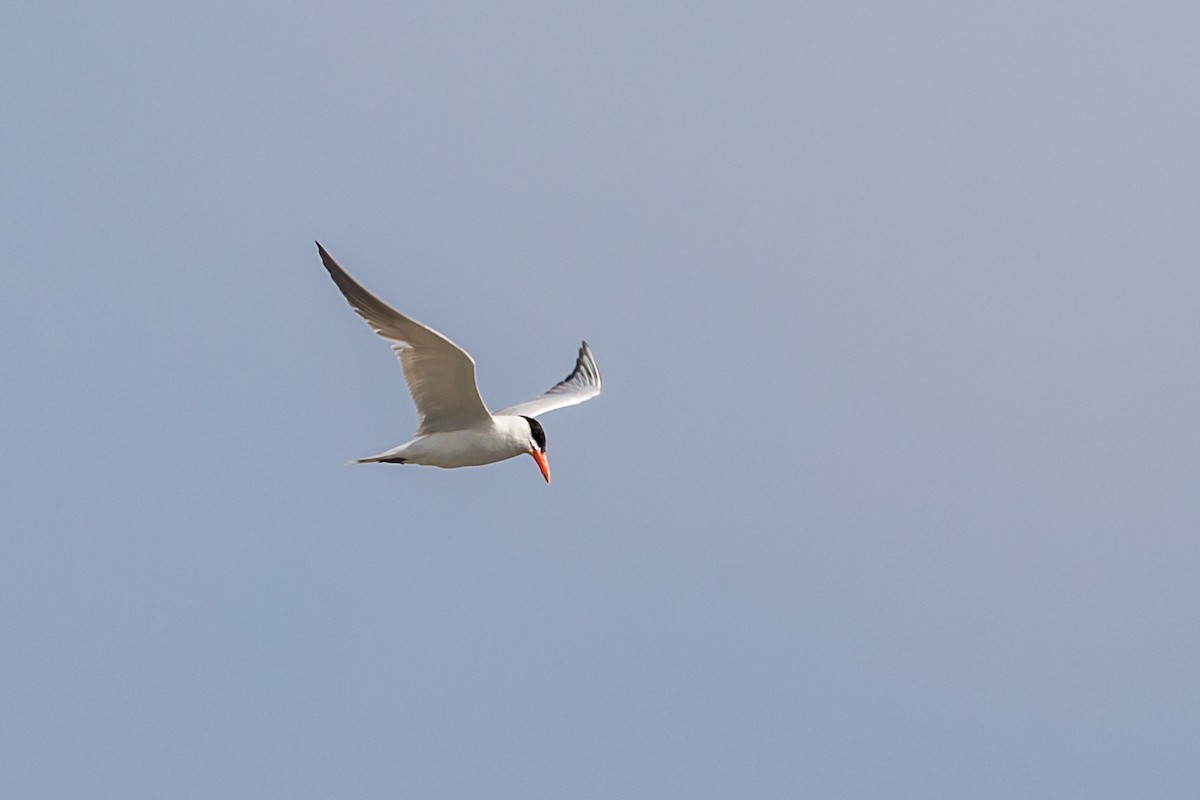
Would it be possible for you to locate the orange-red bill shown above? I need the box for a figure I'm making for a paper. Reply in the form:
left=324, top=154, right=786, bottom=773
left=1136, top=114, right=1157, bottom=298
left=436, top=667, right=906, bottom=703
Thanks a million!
left=531, top=450, right=551, bottom=484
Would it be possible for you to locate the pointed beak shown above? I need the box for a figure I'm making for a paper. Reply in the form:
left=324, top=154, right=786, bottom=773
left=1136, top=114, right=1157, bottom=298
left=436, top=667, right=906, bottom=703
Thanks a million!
left=530, top=449, right=551, bottom=484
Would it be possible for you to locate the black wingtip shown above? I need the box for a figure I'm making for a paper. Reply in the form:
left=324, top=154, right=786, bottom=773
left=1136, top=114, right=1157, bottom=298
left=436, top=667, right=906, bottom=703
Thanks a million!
left=315, top=242, right=342, bottom=277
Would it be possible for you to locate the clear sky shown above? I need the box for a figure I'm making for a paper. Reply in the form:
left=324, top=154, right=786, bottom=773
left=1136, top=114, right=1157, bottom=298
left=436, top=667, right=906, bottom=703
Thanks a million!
left=3, top=2, right=1199, bottom=797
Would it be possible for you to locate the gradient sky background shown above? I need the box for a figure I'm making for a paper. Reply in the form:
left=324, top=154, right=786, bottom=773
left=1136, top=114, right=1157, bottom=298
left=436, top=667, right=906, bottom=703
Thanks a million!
left=4, top=2, right=1199, bottom=797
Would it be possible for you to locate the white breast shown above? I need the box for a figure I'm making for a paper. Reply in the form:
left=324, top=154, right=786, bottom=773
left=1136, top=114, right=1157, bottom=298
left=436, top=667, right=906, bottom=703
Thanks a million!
left=395, top=417, right=531, bottom=468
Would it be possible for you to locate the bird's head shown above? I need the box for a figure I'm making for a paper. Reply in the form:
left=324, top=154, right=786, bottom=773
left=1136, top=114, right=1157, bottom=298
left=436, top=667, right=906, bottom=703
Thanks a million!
left=521, top=415, right=550, bottom=484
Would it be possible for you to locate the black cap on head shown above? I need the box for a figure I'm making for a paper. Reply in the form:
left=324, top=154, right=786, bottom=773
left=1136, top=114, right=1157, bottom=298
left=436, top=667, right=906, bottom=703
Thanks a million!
left=521, top=416, right=547, bottom=453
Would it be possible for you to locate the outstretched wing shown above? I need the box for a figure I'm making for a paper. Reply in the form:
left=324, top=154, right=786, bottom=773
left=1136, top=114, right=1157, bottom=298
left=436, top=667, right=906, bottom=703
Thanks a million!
left=494, top=341, right=602, bottom=418
left=317, top=242, right=492, bottom=434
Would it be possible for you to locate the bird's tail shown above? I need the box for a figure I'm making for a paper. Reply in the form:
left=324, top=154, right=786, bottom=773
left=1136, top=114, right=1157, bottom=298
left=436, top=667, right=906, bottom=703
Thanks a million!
left=352, top=454, right=406, bottom=464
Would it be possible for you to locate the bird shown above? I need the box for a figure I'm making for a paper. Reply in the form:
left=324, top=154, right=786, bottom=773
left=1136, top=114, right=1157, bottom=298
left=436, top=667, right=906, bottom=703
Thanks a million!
left=316, top=242, right=601, bottom=483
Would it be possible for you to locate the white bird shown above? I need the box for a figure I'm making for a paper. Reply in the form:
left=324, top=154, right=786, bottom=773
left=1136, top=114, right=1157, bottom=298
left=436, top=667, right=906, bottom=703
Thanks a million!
left=317, top=242, right=601, bottom=483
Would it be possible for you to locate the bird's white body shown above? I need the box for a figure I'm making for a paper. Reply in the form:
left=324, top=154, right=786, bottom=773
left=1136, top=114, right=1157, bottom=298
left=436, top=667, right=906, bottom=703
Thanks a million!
left=316, top=242, right=601, bottom=483
left=357, top=415, right=535, bottom=468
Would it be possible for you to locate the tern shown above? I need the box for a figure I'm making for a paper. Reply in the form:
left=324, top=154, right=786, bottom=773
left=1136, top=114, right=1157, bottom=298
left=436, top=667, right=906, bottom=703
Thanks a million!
left=317, top=242, right=601, bottom=483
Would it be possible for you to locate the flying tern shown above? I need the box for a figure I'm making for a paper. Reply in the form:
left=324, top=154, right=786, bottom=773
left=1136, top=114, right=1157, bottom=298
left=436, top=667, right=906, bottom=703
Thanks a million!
left=317, top=242, right=601, bottom=483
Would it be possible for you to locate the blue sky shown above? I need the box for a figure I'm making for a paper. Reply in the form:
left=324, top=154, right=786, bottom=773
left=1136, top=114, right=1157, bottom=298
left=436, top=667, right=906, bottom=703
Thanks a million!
left=3, top=2, right=1199, bottom=797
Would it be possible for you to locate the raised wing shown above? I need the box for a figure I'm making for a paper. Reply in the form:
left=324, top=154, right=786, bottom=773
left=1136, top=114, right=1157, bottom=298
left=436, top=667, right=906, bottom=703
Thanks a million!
left=317, top=242, right=492, bottom=434
left=494, top=341, right=602, bottom=418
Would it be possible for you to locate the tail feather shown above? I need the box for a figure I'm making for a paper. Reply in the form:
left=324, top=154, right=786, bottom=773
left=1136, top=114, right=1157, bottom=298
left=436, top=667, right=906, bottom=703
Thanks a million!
left=354, top=455, right=407, bottom=464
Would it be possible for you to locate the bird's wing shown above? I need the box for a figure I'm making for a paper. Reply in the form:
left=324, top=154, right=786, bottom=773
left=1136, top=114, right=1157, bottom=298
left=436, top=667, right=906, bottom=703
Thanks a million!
left=494, top=341, right=602, bottom=418
left=317, top=242, right=492, bottom=434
